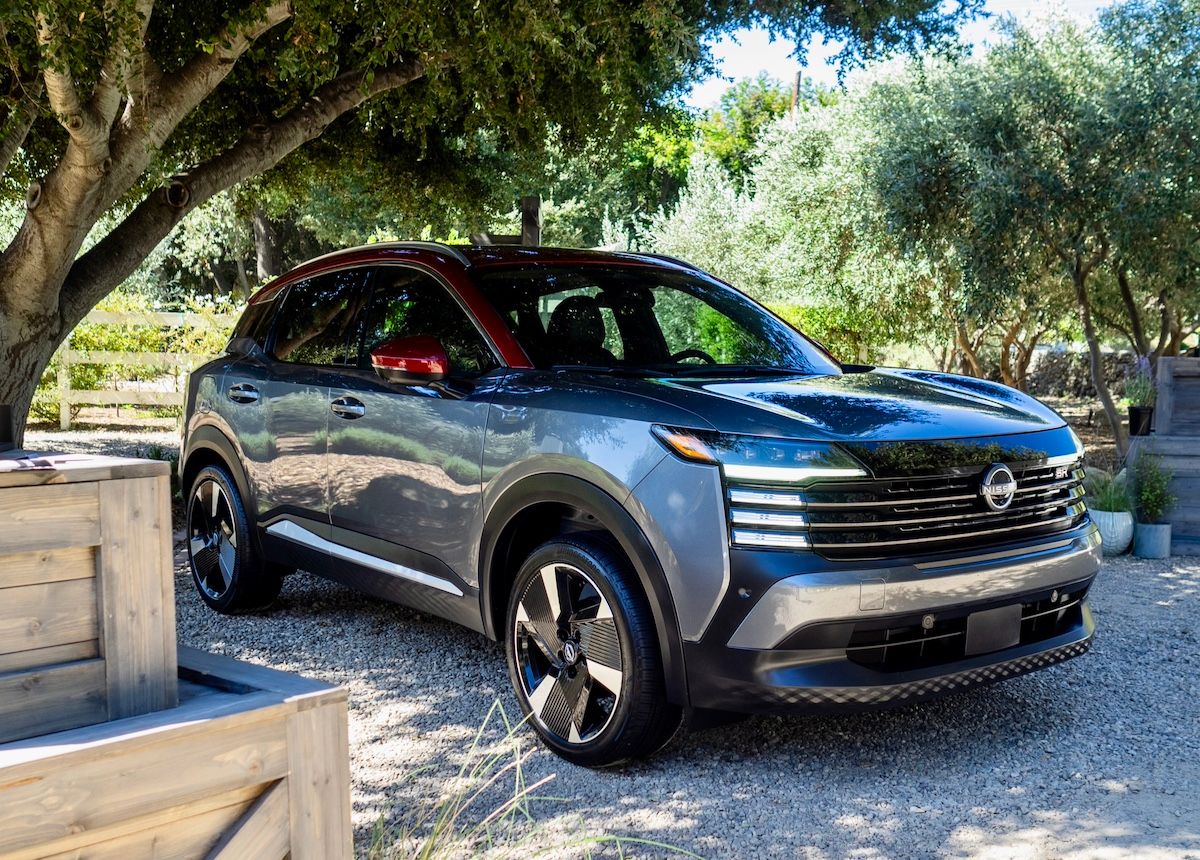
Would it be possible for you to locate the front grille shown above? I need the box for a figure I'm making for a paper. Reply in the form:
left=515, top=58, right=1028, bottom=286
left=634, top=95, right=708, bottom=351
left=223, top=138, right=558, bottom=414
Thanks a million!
left=844, top=587, right=1087, bottom=672
left=726, top=459, right=1088, bottom=560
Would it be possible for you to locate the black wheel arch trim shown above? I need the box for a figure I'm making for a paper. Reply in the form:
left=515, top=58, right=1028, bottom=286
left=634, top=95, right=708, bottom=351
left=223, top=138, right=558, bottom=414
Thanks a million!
left=181, top=424, right=263, bottom=555
left=480, top=473, right=690, bottom=707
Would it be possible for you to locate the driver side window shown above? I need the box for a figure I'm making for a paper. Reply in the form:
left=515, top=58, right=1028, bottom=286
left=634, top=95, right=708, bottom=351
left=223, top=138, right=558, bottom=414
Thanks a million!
left=356, top=268, right=498, bottom=377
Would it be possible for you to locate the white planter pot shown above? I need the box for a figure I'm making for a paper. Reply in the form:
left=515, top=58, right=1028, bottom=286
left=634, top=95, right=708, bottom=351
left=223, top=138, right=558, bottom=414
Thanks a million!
left=1093, top=510, right=1134, bottom=556
left=1133, top=523, right=1172, bottom=559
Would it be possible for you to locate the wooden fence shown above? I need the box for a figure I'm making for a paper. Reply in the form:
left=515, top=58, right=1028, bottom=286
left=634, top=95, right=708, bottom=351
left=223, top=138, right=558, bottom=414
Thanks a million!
left=57, top=309, right=238, bottom=430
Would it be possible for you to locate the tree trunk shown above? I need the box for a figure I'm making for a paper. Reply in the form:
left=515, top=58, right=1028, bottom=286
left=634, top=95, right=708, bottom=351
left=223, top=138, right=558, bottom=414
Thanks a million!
left=1071, top=264, right=1128, bottom=458
left=999, top=321, right=1020, bottom=388
left=207, top=258, right=233, bottom=295
left=1116, top=264, right=1149, bottom=357
left=253, top=208, right=281, bottom=280
left=234, top=258, right=252, bottom=300
left=0, top=311, right=65, bottom=446
left=955, top=322, right=984, bottom=377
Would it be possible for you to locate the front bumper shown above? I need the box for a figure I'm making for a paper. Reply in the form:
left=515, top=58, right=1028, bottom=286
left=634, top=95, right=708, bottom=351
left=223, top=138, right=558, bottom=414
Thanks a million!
left=684, top=526, right=1101, bottom=713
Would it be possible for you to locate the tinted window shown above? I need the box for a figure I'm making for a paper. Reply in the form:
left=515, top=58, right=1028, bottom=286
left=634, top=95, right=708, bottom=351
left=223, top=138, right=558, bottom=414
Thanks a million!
left=356, top=268, right=497, bottom=377
left=271, top=269, right=367, bottom=365
left=471, top=265, right=841, bottom=374
left=229, top=296, right=276, bottom=350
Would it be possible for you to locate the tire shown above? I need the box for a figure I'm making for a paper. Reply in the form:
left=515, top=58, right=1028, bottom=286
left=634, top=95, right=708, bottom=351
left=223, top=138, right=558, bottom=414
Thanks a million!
left=504, top=534, right=682, bottom=767
left=185, top=464, right=284, bottom=614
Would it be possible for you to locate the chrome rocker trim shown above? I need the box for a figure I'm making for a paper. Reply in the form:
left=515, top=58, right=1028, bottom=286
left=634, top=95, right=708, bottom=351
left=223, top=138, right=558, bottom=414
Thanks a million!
left=266, top=520, right=465, bottom=597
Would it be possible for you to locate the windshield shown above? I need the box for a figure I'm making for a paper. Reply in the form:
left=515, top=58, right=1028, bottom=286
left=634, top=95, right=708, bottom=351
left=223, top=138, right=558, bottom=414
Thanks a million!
left=470, top=264, right=841, bottom=376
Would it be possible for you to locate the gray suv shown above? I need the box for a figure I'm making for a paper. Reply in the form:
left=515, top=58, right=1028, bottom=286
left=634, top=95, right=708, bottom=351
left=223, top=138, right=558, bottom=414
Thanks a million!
left=181, top=242, right=1101, bottom=766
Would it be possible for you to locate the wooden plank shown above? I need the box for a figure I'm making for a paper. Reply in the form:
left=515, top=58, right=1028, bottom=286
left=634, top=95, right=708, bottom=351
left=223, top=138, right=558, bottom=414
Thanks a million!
left=0, top=454, right=169, bottom=488
left=179, top=645, right=341, bottom=700
left=0, top=639, right=98, bottom=673
left=0, top=482, right=99, bottom=552
left=65, top=389, right=184, bottom=407
left=0, top=578, right=98, bottom=656
left=38, top=792, right=257, bottom=860
left=0, top=545, right=95, bottom=589
left=97, top=476, right=177, bottom=719
left=0, top=704, right=292, bottom=853
left=84, top=309, right=239, bottom=328
left=287, top=700, right=353, bottom=860
left=205, top=779, right=291, bottom=860
left=0, top=660, right=107, bottom=744
left=62, top=349, right=208, bottom=368
left=4, top=783, right=267, bottom=860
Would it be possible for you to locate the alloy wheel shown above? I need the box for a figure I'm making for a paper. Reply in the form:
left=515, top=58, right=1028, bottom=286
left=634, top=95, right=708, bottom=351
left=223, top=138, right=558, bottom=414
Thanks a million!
left=513, top=562, right=625, bottom=744
left=188, top=478, right=239, bottom=600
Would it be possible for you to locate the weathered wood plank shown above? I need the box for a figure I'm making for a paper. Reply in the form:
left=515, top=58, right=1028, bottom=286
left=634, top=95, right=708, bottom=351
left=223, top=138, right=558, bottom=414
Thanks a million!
left=287, top=699, right=353, bottom=859
left=205, top=779, right=291, bottom=860
left=0, top=707, right=291, bottom=853
left=179, top=645, right=341, bottom=699
left=97, top=476, right=177, bottom=718
left=83, top=309, right=238, bottom=328
left=0, top=660, right=106, bottom=744
left=0, top=639, right=98, bottom=674
left=37, top=792, right=257, bottom=860
left=3, top=783, right=266, bottom=860
left=0, top=482, right=99, bottom=552
left=0, top=454, right=169, bottom=488
left=0, top=578, right=98, bottom=656
left=62, top=349, right=209, bottom=368
left=65, top=388, right=184, bottom=407
left=0, top=545, right=95, bottom=590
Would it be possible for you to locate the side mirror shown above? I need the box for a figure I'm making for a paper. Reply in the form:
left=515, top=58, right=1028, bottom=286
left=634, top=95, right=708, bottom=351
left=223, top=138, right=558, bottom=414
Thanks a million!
left=370, top=336, right=449, bottom=384
left=225, top=336, right=263, bottom=359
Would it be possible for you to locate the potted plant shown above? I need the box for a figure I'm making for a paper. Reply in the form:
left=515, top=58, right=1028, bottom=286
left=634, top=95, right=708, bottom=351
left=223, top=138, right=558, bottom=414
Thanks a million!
left=1133, top=454, right=1176, bottom=559
left=1085, top=469, right=1134, bottom=555
left=1124, top=355, right=1156, bottom=436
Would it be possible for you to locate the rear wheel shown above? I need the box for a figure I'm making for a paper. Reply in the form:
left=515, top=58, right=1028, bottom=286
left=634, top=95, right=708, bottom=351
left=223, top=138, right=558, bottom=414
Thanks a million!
left=505, top=535, right=681, bottom=767
left=186, top=465, right=284, bottom=614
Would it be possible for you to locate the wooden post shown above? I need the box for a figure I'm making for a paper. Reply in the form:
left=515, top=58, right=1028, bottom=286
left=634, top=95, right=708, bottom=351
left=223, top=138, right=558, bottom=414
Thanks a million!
left=58, top=351, right=71, bottom=431
left=520, top=195, right=542, bottom=246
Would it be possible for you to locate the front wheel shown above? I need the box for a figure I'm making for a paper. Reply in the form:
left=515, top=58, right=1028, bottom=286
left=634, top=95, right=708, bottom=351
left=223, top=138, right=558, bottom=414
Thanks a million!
left=186, top=465, right=285, bottom=614
left=504, top=535, right=681, bottom=767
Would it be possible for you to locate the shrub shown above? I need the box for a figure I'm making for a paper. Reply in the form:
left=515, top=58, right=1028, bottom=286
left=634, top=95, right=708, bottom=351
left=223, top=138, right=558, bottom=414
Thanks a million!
left=1133, top=454, right=1175, bottom=524
left=1085, top=469, right=1131, bottom=512
left=1123, top=355, right=1156, bottom=407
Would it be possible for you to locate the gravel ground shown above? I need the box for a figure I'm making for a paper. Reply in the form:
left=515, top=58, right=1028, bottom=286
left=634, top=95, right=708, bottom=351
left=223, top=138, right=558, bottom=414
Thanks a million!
left=29, top=430, right=1200, bottom=858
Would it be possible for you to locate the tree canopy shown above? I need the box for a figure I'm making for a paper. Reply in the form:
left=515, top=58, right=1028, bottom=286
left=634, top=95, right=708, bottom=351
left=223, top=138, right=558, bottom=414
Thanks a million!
left=0, top=0, right=982, bottom=435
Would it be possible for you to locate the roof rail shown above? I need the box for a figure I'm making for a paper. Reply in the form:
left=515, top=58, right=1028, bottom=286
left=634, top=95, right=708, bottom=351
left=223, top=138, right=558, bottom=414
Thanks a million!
left=301, top=240, right=472, bottom=269
left=636, top=252, right=701, bottom=271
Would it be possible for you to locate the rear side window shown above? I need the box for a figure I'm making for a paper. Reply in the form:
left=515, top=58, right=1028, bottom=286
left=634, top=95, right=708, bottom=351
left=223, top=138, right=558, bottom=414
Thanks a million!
left=228, top=297, right=275, bottom=350
left=356, top=267, right=498, bottom=377
left=271, top=269, right=368, bottom=365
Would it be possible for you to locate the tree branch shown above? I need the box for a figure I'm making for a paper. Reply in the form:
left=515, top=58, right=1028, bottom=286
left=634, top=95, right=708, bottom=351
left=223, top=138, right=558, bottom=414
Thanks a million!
left=35, top=11, right=97, bottom=143
left=0, top=80, right=42, bottom=178
left=1115, top=261, right=1149, bottom=356
left=91, top=0, right=155, bottom=127
left=62, top=58, right=426, bottom=324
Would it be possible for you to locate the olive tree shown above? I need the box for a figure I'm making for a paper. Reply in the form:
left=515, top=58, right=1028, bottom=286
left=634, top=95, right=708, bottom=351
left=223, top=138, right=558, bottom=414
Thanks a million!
left=0, top=0, right=983, bottom=439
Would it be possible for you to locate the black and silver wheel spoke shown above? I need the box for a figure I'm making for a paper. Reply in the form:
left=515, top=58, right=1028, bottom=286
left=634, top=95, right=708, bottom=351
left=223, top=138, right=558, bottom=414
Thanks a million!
left=188, top=479, right=237, bottom=600
left=514, top=561, right=624, bottom=745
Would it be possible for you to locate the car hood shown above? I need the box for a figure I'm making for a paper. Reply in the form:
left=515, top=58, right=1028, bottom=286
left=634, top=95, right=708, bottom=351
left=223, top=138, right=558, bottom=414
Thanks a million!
left=645, top=367, right=1064, bottom=442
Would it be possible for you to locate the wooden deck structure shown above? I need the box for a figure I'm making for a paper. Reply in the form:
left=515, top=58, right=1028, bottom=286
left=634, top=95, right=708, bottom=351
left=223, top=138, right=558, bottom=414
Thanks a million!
left=0, top=450, right=352, bottom=858
left=1130, top=356, right=1200, bottom=555
left=0, top=453, right=177, bottom=742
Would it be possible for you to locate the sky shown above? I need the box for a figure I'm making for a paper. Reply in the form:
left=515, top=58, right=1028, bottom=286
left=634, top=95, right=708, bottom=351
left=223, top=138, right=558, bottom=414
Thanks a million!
left=685, top=0, right=1112, bottom=108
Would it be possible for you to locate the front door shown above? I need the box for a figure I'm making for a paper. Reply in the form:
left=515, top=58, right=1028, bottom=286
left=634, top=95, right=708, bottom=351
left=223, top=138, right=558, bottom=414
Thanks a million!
left=327, top=265, right=502, bottom=598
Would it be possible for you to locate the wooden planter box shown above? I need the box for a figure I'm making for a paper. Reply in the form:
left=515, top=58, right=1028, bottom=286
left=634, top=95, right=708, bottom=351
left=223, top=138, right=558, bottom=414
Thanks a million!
left=0, top=647, right=351, bottom=860
left=0, top=453, right=177, bottom=742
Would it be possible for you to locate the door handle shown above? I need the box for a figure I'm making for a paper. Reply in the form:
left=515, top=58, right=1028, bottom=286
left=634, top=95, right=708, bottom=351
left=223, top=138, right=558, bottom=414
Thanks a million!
left=227, top=383, right=260, bottom=404
left=330, top=396, right=366, bottom=419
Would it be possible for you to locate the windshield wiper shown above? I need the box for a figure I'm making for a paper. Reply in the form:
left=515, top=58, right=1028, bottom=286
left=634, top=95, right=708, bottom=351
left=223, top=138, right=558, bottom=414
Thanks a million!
left=663, top=364, right=810, bottom=378
left=551, top=364, right=668, bottom=378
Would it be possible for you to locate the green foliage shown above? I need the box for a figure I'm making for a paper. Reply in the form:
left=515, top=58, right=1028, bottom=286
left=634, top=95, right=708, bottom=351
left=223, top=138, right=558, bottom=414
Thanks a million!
left=1085, top=470, right=1132, bottom=513
left=1123, top=356, right=1156, bottom=407
left=1133, top=454, right=1176, bottom=523
left=698, top=73, right=792, bottom=180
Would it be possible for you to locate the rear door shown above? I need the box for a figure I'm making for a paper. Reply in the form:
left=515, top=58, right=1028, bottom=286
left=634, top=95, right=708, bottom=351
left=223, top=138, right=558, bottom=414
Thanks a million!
left=246, top=269, right=369, bottom=564
left=327, top=264, right=503, bottom=595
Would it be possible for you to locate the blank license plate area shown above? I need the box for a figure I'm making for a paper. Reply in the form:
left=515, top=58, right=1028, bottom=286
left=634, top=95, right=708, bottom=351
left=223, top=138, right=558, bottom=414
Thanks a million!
left=964, top=604, right=1022, bottom=656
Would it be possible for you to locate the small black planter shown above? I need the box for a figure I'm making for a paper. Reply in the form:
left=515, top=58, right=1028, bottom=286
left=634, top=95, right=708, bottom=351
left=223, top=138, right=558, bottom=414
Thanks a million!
left=1128, top=405, right=1154, bottom=437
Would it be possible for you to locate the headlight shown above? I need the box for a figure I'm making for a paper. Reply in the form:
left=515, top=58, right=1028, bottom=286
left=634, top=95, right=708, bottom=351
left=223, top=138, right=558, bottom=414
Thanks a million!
left=1068, top=426, right=1086, bottom=458
left=652, top=426, right=868, bottom=550
left=651, top=426, right=867, bottom=483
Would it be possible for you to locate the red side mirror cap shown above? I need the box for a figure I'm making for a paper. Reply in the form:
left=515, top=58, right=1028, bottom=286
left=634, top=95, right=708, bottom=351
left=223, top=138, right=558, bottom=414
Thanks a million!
left=370, top=336, right=449, bottom=383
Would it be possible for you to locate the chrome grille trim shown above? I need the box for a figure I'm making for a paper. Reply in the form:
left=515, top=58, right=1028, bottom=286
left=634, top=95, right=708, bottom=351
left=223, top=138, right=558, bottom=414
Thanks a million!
left=731, top=508, right=809, bottom=527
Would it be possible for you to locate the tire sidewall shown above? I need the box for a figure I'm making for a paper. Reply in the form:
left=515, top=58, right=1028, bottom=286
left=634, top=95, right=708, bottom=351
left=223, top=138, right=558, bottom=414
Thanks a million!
left=186, top=465, right=254, bottom=614
left=504, top=538, right=646, bottom=766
